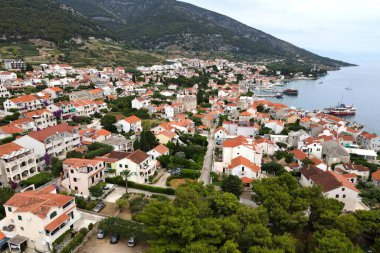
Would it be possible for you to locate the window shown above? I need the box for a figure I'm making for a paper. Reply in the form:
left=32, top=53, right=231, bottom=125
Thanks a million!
left=242, top=167, right=245, bottom=172
left=119, top=164, right=122, bottom=168
left=74, top=186, right=78, bottom=191
left=7, top=207, right=12, bottom=212
left=18, top=215, right=22, bottom=221
left=20, top=227, right=24, bottom=231
left=342, top=188, right=345, bottom=191
left=73, top=178, right=77, bottom=182
left=70, top=169, right=74, bottom=174
left=335, top=194, right=339, bottom=198
left=50, top=211, right=57, bottom=220
left=343, top=195, right=346, bottom=198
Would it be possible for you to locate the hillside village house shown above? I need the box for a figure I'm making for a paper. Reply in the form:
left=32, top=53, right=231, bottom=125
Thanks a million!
left=115, top=150, right=157, bottom=184
left=334, top=164, right=370, bottom=179
left=0, top=71, right=17, bottom=83
left=61, top=158, right=105, bottom=197
left=155, top=130, right=178, bottom=145
left=132, top=96, right=151, bottom=109
left=357, top=132, right=380, bottom=151
left=223, top=136, right=262, bottom=168
left=226, top=156, right=261, bottom=186
left=0, top=84, right=10, bottom=98
left=116, top=115, right=142, bottom=133
left=371, top=170, right=380, bottom=188
left=0, top=143, right=37, bottom=187
left=147, top=144, right=170, bottom=160
left=22, top=109, right=57, bottom=130
left=300, top=166, right=367, bottom=211
left=14, top=124, right=80, bottom=170
left=3, top=186, right=80, bottom=252
left=3, top=95, right=43, bottom=112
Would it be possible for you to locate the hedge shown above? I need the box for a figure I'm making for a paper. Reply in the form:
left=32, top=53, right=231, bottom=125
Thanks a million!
left=105, top=176, right=175, bottom=195
left=180, top=169, right=201, bottom=179
left=60, top=228, right=88, bottom=253
left=20, top=172, right=53, bottom=188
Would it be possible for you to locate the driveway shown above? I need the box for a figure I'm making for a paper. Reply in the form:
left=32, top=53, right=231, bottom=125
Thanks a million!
left=77, top=231, right=148, bottom=253
left=104, top=186, right=175, bottom=203
left=199, top=127, right=216, bottom=185
left=150, top=170, right=170, bottom=188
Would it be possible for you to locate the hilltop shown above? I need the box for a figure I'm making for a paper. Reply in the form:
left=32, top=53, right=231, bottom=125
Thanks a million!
left=56, top=0, right=353, bottom=68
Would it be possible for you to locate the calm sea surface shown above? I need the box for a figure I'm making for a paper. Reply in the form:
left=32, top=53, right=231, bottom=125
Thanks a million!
left=267, top=62, right=380, bottom=134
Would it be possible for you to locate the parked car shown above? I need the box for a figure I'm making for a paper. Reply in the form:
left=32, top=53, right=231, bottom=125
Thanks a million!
left=127, top=237, right=136, bottom=247
left=110, top=234, right=120, bottom=244
left=92, top=201, right=105, bottom=213
left=97, top=230, right=106, bottom=239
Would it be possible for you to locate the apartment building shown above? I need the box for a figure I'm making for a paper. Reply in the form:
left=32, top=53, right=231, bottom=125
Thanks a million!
left=3, top=95, right=42, bottom=112
left=3, top=186, right=80, bottom=252
left=13, top=124, right=80, bottom=170
left=23, top=109, right=57, bottom=130
left=0, top=143, right=37, bottom=187
left=61, top=158, right=105, bottom=197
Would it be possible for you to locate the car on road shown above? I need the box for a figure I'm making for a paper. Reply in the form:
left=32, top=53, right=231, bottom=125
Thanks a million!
left=127, top=237, right=136, bottom=247
left=92, top=201, right=105, bottom=213
left=110, top=234, right=120, bottom=244
left=97, top=230, right=106, bottom=239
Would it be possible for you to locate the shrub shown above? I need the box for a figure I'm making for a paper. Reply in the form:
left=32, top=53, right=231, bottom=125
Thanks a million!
left=60, top=228, right=88, bottom=253
left=180, top=169, right=201, bottom=179
left=88, top=223, right=94, bottom=231
left=20, top=172, right=53, bottom=188
left=106, top=177, right=175, bottom=195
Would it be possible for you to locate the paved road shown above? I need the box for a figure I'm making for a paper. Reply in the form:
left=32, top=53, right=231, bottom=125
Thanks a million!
left=199, top=127, right=216, bottom=185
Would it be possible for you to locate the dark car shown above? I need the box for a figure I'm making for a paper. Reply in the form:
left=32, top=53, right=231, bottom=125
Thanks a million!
left=127, top=237, right=136, bottom=247
left=92, top=201, right=105, bottom=213
left=110, top=234, right=120, bottom=244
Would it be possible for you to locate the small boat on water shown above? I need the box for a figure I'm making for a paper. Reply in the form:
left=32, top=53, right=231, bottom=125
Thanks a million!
left=345, top=87, right=352, bottom=90
left=324, top=104, right=357, bottom=116
left=275, top=93, right=284, bottom=98
left=283, top=89, right=299, bottom=96
left=318, top=81, right=323, bottom=84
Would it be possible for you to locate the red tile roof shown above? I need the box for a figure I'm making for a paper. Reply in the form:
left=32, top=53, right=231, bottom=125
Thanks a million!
left=4, top=187, right=73, bottom=218
left=28, top=123, right=76, bottom=142
left=44, top=213, right=69, bottom=232
left=124, top=115, right=141, bottom=124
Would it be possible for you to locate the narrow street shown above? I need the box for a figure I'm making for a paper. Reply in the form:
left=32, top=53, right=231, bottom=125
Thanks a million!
left=199, top=127, right=216, bottom=185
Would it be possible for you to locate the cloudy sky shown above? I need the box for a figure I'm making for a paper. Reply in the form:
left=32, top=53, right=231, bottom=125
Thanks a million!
left=181, top=0, right=380, bottom=61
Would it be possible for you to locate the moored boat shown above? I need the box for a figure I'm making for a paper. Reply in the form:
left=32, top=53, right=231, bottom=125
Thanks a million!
left=324, top=104, right=356, bottom=116
left=283, top=89, right=299, bottom=96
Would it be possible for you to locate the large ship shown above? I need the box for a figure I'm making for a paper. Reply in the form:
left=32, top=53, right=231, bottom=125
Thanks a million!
left=283, top=89, right=299, bottom=96
left=324, top=104, right=357, bottom=116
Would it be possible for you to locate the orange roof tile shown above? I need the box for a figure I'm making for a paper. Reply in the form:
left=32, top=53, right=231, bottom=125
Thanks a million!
left=44, top=213, right=69, bottom=232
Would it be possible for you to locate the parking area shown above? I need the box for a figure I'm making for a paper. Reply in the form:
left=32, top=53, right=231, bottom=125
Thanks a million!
left=77, top=232, right=148, bottom=253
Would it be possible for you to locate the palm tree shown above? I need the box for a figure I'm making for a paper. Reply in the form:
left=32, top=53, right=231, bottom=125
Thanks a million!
left=120, top=170, right=133, bottom=194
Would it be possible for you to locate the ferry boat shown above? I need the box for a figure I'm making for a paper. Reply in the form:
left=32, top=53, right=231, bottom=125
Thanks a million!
left=283, top=89, right=299, bottom=96
left=324, top=104, right=357, bottom=116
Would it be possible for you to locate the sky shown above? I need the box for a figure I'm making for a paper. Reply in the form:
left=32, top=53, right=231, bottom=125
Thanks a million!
left=180, top=0, right=380, bottom=62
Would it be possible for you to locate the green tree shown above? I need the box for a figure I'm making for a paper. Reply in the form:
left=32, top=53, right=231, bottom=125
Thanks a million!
left=0, top=188, right=14, bottom=219
left=89, top=184, right=104, bottom=198
left=116, top=197, right=128, bottom=210
left=51, top=157, right=63, bottom=177
left=121, top=170, right=133, bottom=194
left=210, top=192, right=239, bottom=217
left=221, top=175, right=244, bottom=197
left=100, top=114, right=117, bottom=133
left=261, top=162, right=285, bottom=175
left=238, top=224, right=272, bottom=252
left=335, top=214, right=360, bottom=240
left=314, top=229, right=360, bottom=253
left=66, top=150, right=83, bottom=158
left=99, top=217, right=144, bottom=239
